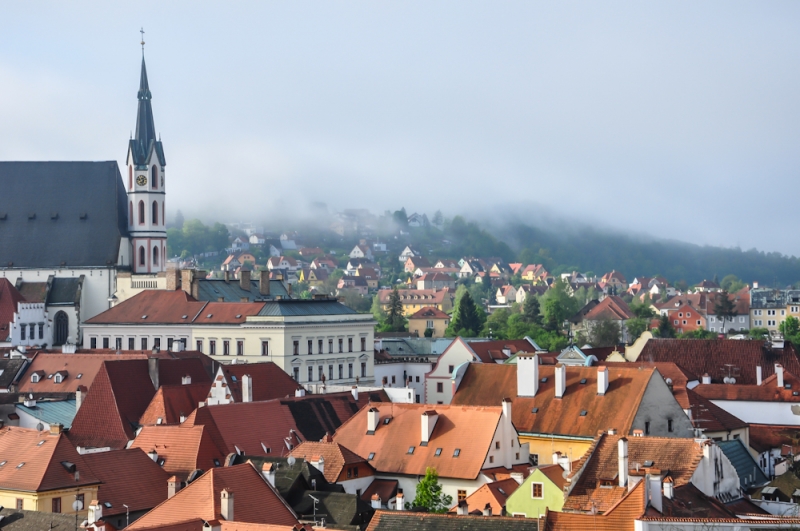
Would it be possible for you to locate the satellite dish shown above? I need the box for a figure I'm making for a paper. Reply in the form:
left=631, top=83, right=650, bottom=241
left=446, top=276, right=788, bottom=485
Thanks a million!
left=287, top=456, right=296, bottom=466
left=36, top=422, right=44, bottom=432
left=72, top=499, right=83, bottom=512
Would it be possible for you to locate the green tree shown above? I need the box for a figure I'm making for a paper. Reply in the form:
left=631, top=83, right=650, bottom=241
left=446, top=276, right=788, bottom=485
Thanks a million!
left=713, top=291, right=738, bottom=334
left=780, top=316, right=800, bottom=345
left=174, top=209, right=185, bottom=229
left=371, top=294, right=387, bottom=323
left=409, top=468, right=452, bottom=513
left=432, top=210, right=443, bottom=227
left=588, top=319, right=621, bottom=347
left=424, top=328, right=434, bottom=338
left=655, top=314, right=676, bottom=338
left=749, top=327, right=770, bottom=339
left=522, top=295, right=543, bottom=325
left=393, top=208, right=408, bottom=228
left=339, top=289, right=372, bottom=313
left=625, top=317, right=650, bottom=343
left=447, top=291, right=482, bottom=337
left=540, top=280, right=579, bottom=331
left=386, top=287, right=407, bottom=332
left=720, top=274, right=746, bottom=293
left=679, top=329, right=717, bottom=339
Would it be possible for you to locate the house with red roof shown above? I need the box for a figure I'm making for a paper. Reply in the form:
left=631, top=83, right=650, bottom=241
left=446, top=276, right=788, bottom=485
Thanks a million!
left=289, top=436, right=376, bottom=495
left=573, top=295, right=635, bottom=343
left=407, top=307, right=450, bottom=338
left=416, top=272, right=455, bottom=291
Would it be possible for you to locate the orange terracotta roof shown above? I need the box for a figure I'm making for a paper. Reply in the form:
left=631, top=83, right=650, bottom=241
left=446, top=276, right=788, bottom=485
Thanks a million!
left=219, top=524, right=313, bottom=531
left=140, top=383, right=211, bottom=425
left=408, top=307, right=450, bottom=320
left=221, top=362, right=298, bottom=402
left=19, top=352, right=159, bottom=394
left=451, top=363, right=653, bottom=437
left=539, top=463, right=569, bottom=490
left=0, top=426, right=100, bottom=492
left=366, top=510, right=537, bottom=530
left=332, top=403, right=504, bottom=480
left=583, top=295, right=635, bottom=321
left=693, top=370, right=800, bottom=402
left=464, top=338, right=537, bottom=363
left=748, top=424, right=800, bottom=454
left=82, top=448, right=170, bottom=515
left=289, top=440, right=370, bottom=484
left=127, top=464, right=299, bottom=531
left=130, top=425, right=226, bottom=479
left=564, top=434, right=704, bottom=513
left=544, top=480, right=645, bottom=531
left=448, top=477, right=519, bottom=514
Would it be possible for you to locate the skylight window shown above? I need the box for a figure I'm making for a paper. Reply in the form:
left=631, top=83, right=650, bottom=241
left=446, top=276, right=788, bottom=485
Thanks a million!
left=213, top=459, right=221, bottom=467
left=104, top=502, right=112, bottom=508
left=453, top=449, right=461, bottom=457
left=0, top=461, right=7, bottom=466
left=181, top=315, right=188, bottom=319
left=207, top=314, right=213, bottom=318
left=235, top=314, right=242, bottom=319
left=644, top=460, right=654, bottom=467
left=231, top=375, right=238, bottom=382
left=434, top=448, right=442, bottom=457
left=368, top=453, right=375, bottom=460
left=16, top=462, right=24, bottom=469
left=579, top=410, right=588, bottom=417
left=531, top=407, right=539, bottom=413
left=407, top=446, right=415, bottom=454
left=383, top=418, right=391, bottom=425
left=37, top=440, right=45, bottom=446
left=141, top=315, right=147, bottom=319
left=540, top=377, right=548, bottom=383
left=579, top=378, right=587, bottom=385
left=76, top=374, right=82, bottom=379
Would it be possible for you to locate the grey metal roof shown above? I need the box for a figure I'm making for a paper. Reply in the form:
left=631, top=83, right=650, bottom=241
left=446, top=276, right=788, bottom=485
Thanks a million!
left=17, top=399, right=76, bottom=429
left=129, top=57, right=165, bottom=168
left=718, top=439, right=769, bottom=489
left=0, top=359, right=27, bottom=389
left=46, top=277, right=82, bottom=305
left=257, top=299, right=357, bottom=317
left=0, top=161, right=128, bottom=268
left=751, top=288, right=800, bottom=309
left=195, top=279, right=291, bottom=302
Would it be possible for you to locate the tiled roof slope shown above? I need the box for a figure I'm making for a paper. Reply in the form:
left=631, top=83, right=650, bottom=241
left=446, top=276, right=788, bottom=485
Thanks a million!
left=583, top=295, right=635, bottom=321
left=0, top=279, right=25, bottom=340
left=544, top=480, right=645, bottom=531
left=333, top=403, right=503, bottom=480
left=635, top=339, right=800, bottom=385
left=0, top=426, right=100, bottom=491
left=82, top=448, right=170, bottom=515
left=465, top=338, right=538, bottom=363
left=222, top=362, right=298, bottom=402
left=289, top=439, right=370, bottom=484
left=184, top=391, right=389, bottom=456
left=693, top=370, right=800, bottom=402
left=127, top=464, right=299, bottom=531
left=130, top=425, right=226, bottom=478
left=366, top=511, right=538, bottom=531
left=564, top=434, right=704, bottom=513
left=685, top=388, right=747, bottom=432
left=140, top=383, right=211, bottom=425
left=69, top=358, right=210, bottom=449
left=451, top=363, right=653, bottom=437
left=748, top=424, right=800, bottom=453
left=409, top=307, right=449, bottom=319
left=717, top=439, right=769, bottom=489
left=448, top=477, right=520, bottom=514
left=0, top=508, right=76, bottom=531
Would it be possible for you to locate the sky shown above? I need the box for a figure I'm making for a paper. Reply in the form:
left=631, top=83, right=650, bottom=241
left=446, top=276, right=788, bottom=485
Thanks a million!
left=2, top=2, right=800, bottom=255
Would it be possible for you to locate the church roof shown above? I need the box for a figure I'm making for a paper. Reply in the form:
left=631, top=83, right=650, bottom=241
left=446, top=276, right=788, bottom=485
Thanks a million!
left=129, top=56, right=166, bottom=168
left=0, top=161, right=129, bottom=269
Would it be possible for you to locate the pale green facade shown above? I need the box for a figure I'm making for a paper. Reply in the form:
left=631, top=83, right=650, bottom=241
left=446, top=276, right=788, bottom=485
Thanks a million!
left=505, top=467, right=564, bottom=519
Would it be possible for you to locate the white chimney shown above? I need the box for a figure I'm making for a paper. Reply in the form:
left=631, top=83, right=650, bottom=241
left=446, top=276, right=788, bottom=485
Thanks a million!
left=396, top=490, right=404, bottom=510
left=456, top=500, right=469, bottom=515
left=648, top=473, right=663, bottom=513
left=351, top=386, right=359, bottom=401
left=148, top=450, right=158, bottom=462
left=618, top=437, right=629, bottom=488
left=242, top=374, right=253, bottom=403
left=555, top=364, right=566, bottom=399
left=663, top=477, right=674, bottom=499
left=421, top=410, right=439, bottom=445
left=510, top=472, right=524, bottom=485
left=262, top=463, right=276, bottom=487
left=315, top=456, right=325, bottom=474
left=221, top=489, right=234, bottom=521
left=168, top=476, right=181, bottom=498
left=552, top=451, right=561, bottom=465
left=76, top=385, right=87, bottom=413
left=501, top=397, right=512, bottom=421
left=702, top=373, right=711, bottom=385
left=597, top=366, right=609, bottom=395
left=87, top=500, right=102, bottom=524
left=753, top=281, right=759, bottom=289
left=757, top=366, right=763, bottom=386
left=482, top=503, right=492, bottom=516
left=517, top=355, right=539, bottom=397
left=776, top=364, right=785, bottom=388
left=295, top=387, right=306, bottom=397
left=371, top=494, right=382, bottom=509
left=182, top=375, right=192, bottom=385
left=367, top=407, right=379, bottom=433
left=23, top=393, right=36, bottom=408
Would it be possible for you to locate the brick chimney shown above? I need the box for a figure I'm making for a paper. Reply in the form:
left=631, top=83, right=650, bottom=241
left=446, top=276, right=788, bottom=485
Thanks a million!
left=259, top=269, right=270, bottom=296
left=221, top=489, right=234, bottom=521
left=181, top=269, right=194, bottom=296
left=166, top=268, right=180, bottom=291
left=49, top=423, right=63, bottom=435
left=240, top=269, right=251, bottom=292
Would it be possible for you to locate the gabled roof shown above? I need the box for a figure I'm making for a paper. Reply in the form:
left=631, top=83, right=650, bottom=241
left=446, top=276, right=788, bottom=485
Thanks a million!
left=583, top=295, right=635, bottom=321
left=130, top=424, right=227, bottom=478
left=748, top=424, right=800, bottom=454
left=565, top=434, right=704, bottom=513
left=408, top=307, right=450, bottom=320
left=635, top=339, right=800, bottom=385
left=448, top=477, right=519, bottom=514
left=82, top=448, right=170, bottom=516
left=0, top=279, right=25, bottom=339
left=332, top=403, right=503, bottom=480
left=140, top=382, right=211, bottom=425
left=0, top=161, right=129, bottom=268
left=684, top=388, right=748, bottom=432
left=220, top=362, right=299, bottom=402
left=196, top=278, right=291, bottom=302
left=366, top=510, right=537, bottom=531
left=289, top=439, right=370, bottom=484
left=0, top=426, right=100, bottom=492
left=545, top=480, right=645, bottom=531
left=127, top=464, right=299, bottom=531
left=717, top=439, right=769, bottom=489
left=465, top=338, right=538, bottom=363
left=184, top=391, right=390, bottom=456
left=452, top=363, right=655, bottom=437
left=693, top=370, right=800, bottom=402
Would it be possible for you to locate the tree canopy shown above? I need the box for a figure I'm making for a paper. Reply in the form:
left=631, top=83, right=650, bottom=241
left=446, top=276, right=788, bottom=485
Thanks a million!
left=409, top=468, right=453, bottom=513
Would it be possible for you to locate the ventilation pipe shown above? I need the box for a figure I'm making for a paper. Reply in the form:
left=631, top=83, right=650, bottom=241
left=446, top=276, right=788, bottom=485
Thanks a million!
left=517, top=355, right=539, bottom=397
left=618, top=437, right=629, bottom=488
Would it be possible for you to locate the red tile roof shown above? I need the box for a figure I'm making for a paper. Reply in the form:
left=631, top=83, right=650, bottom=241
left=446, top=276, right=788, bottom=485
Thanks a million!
left=451, top=363, right=654, bottom=437
left=130, top=424, right=227, bottom=478
left=464, top=338, right=538, bottom=363
left=140, top=383, right=211, bottom=425
left=636, top=339, right=800, bottom=385
left=544, top=480, right=645, bottom=531
left=332, top=403, right=505, bottom=480
left=748, top=424, right=800, bottom=453
left=684, top=388, right=747, bottom=432
left=127, top=464, right=299, bottom=531
left=583, top=295, right=635, bottom=321
left=0, top=279, right=25, bottom=339
left=289, top=439, right=371, bottom=484
left=360, top=479, right=398, bottom=505
left=82, top=448, right=170, bottom=515
left=0, top=426, right=100, bottom=492
left=408, top=307, right=449, bottom=320
left=448, top=477, right=519, bottom=514
left=220, top=363, right=299, bottom=403
left=693, top=370, right=800, bottom=402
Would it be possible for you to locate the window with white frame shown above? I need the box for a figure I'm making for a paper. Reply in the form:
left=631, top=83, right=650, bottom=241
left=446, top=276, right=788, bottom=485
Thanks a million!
left=532, top=483, right=544, bottom=499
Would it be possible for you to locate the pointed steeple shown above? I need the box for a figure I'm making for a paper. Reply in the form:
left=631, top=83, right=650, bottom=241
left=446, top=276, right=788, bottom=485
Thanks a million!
left=129, top=55, right=165, bottom=168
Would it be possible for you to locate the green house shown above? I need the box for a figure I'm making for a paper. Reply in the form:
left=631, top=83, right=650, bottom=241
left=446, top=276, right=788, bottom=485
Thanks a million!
left=505, top=464, right=567, bottom=518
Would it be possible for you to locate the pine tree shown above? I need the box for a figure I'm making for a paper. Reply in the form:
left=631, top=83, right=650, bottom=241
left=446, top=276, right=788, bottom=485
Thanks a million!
left=386, top=287, right=407, bottom=332
left=448, top=291, right=481, bottom=336
left=522, top=295, right=542, bottom=325
left=713, top=291, right=737, bottom=334
left=409, top=468, right=452, bottom=513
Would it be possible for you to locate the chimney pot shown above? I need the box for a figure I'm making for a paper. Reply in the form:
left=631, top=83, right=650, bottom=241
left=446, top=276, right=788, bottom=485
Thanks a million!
left=517, top=355, right=539, bottom=397
left=240, top=268, right=251, bottom=291
left=367, top=408, right=379, bottom=433
left=371, top=494, right=382, bottom=509
left=221, top=489, right=234, bottom=521
left=555, top=364, right=566, bottom=398
left=618, top=437, right=629, bottom=488
left=776, top=364, right=785, bottom=388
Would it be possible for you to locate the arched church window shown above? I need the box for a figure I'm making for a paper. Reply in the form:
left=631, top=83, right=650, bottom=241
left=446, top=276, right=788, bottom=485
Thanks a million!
left=54, top=311, right=68, bottom=346
left=138, top=201, right=145, bottom=224
left=129, top=166, right=133, bottom=190
left=139, top=246, right=146, bottom=266
left=152, top=201, right=159, bottom=225
left=153, top=246, right=159, bottom=266
left=152, top=165, right=158, bottom=189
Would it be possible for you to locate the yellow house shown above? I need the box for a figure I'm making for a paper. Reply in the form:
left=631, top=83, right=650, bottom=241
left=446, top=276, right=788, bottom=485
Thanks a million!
left=408, top=307, right=450, bottom=338
left=377, top=288, right=454, bottom=316
left=0, top=425, right=100, bottom=516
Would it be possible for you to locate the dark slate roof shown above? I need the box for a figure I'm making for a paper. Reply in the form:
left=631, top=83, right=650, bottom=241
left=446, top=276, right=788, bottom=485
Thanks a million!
left=46, top=277, right=82, bottom=305
left=257, top=299, right=357, bottom=317
left=750, top=288, right=800, bottom=309
left=129, top=57, right=166, bottom=168
left=195, top=278, right=290, bottom=302
left=717, top=439, right=769, bottom=490
left=0, top=359, right=27, bottom=389
left=0, top=161, right=128, bottom=268
left=0, top=508, right=76, bottom=531
left=229, top=455, right=329, bottom=501
left=366, top=511, right=539, bottom=531
left=293, top=490, right=373, bottom=529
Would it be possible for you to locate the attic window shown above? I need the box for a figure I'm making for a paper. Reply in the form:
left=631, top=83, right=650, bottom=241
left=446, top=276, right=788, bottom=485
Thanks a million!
left=531, top=407, right=539, bottom=413
left=541, top=377, right=548, bottom=383
left=156, top=418, right=163, bottom=425
left=213, top=459, right=221, bottom=467
left=104, top=502, right=112, bottom=509
left=794, top=392, right=799, bottom=397
left=231, top=376, right=238, bottom=382
left=383, top=418, right=391, bottom=425
left=37, top=440, right=45, bottom=446
left=157, top=458, right=165, bottom=466
left=31, top=374, right=40, bottom=383
left=580, top=410, right=588, bottom=417
left=580, top=379, right=587, bottom=385
left=181, top=315, right=188, bottom=319
left=47, top=374, right=53, bottom=379
left=368, top=453, right=375, bottom=460
left=453, top=449, right=461, bottom=457
left=786, top=384, right=793, bottom=390
left=644, top=460, right=654, bottom=467
left=434, top=448, right=442, bottom=457
left=0, top=461, right=6, bottom=466
left=407, top=446, right=415, bottom=454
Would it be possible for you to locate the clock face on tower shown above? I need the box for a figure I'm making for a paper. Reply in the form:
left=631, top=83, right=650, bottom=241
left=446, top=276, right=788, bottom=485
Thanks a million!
left=136, top=175, right=148, bottom=186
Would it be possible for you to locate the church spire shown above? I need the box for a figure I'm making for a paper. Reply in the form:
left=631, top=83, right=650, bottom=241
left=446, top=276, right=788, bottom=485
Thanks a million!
left=134, top=56, right=157, bottom=149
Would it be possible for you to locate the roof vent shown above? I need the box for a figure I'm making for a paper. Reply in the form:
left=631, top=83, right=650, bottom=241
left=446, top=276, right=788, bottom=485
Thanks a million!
left=79, top=213, right=87, bottom=220
left=0, top=213, right=6, bottom=220
left=181, top=315, right=188, bottom=319
left=28, top=213, right=36, bottom=220
left=207, top=314, right=213, bottom=318
left=580, top=378, right=587, bottom=385
left=235, top=314, right=242, bottom=319
left=541, top=377, right=548, bottom=383
left=50, top=212, right=58, bottom=220
left=531, top=407, right=539, bottom=413
left=141, top=315, right=147, bottom=319
left=644, top=460, right=654, bottom=467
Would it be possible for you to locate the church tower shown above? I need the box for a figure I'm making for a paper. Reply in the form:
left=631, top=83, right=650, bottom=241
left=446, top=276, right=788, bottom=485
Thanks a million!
left=126, top=52, right=167, bottom=274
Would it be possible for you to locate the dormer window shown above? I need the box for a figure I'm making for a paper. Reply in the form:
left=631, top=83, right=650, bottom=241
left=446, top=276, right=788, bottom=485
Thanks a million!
left=453, top=448, right=461, bottom=457
left=31, top=374, right=40, bottom=383
left=54, top=374, right=63, bottom=384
